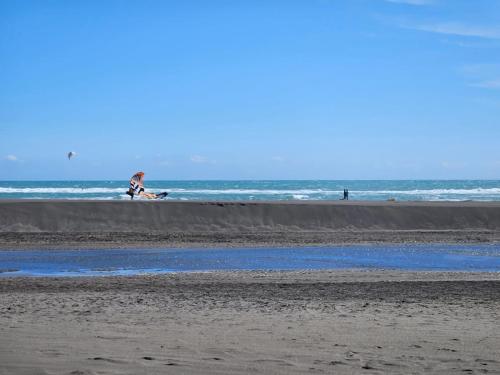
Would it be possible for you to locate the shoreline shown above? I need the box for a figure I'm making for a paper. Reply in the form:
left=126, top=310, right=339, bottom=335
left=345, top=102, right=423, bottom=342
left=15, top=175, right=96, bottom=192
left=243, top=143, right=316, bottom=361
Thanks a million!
left=1, top=230, right=500, bottom=250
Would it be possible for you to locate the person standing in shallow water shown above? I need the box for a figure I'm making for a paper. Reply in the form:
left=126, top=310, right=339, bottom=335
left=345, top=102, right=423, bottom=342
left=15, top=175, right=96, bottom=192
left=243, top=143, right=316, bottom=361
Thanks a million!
left=342, top=188, right=349, bottom=200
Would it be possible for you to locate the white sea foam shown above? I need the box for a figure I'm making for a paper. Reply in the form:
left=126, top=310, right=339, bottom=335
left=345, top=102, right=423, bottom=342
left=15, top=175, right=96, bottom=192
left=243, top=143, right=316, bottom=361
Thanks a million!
left=213, top=188, right=500, bottom=196
left=166, top=188, right=330, bottom=195
left=2, top=187, right=500, bottom=195
left=2, top=187, right=500, bottom=198
left=0, top=187, right=126, bottom=194
left=292, top=194, right=309, bottom=200
left=352, top=188, right=500, bottom=195
left=0, top=187, right=336, bottom=195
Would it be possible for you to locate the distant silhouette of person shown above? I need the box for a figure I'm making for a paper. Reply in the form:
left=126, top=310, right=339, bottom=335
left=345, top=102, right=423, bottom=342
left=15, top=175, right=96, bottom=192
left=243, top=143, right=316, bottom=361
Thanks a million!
left=342, top=188, right=349, bottom=200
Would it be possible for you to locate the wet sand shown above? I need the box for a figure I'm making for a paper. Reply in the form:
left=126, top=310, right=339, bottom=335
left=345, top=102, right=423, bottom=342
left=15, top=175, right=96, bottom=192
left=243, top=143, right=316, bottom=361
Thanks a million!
left=2, top=200, right=500, bottom=249
left=1, top=270, right=500, bottom=374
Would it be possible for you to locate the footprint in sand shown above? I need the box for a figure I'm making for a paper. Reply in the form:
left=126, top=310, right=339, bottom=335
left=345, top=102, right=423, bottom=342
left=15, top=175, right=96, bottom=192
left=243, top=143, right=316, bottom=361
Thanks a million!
left=329, top=360, right=346, bottom=366
left=344, top=350, right=360, bottom=361
left=88, top=357, right=126, bottom=364
left=40, top=349, right=63, bottom=358
left=475, top=358, right=498, bottom=364
left=253, top=359, right=294, bottom=367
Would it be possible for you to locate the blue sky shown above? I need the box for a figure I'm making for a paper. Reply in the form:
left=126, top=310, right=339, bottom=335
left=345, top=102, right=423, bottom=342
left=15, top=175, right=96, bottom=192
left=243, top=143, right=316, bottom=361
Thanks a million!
left=1, top=0, right=500, bottom=180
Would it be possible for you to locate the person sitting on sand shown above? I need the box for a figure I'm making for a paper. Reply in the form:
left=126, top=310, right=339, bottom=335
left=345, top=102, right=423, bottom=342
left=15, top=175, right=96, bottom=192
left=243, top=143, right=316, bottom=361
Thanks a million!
left=126, top=171, right=157, bottom=199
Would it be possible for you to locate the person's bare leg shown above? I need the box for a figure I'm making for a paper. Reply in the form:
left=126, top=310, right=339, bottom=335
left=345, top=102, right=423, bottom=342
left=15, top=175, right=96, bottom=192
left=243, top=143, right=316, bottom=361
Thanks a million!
left=137, top=192, right=157, bottom=199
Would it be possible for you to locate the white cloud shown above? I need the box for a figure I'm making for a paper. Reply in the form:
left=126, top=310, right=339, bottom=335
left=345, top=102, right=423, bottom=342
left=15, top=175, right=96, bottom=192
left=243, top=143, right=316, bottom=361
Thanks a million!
left=459, top=64, right=500, bottom=90
left=385, top=0, right=434, bottom=5
left=441, top=39, right=499, bottom=49
left=190, top=155, right=216, bottom=164
left=441, top=161, right=467, bottom=169
left=470, top=80, right=500, bottom=89
left=190, top=155, right=207, bottom=163
left=460, top=63, right=500, bottom=76
left=413, top=22, right=500, bottom=39
left=471, top=97, right=500, bottom=107
left=5, top=154, right=18, bottom=162
left=271, top=156, right=286, bottom=162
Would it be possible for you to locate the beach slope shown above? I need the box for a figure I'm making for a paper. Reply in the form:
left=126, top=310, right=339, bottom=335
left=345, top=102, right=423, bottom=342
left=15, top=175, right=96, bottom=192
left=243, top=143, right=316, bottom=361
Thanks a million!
left=2, top=200, right=500, bottom=248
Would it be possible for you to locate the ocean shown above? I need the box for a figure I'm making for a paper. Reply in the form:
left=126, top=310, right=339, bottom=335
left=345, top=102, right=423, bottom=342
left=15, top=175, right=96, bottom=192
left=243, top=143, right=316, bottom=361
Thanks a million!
left=1, top=180, right=500, bottom=201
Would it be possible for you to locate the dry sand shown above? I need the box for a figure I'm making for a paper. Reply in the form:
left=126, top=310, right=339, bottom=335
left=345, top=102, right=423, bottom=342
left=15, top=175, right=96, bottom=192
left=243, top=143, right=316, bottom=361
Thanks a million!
left=1, top=270, right=500, bottom=375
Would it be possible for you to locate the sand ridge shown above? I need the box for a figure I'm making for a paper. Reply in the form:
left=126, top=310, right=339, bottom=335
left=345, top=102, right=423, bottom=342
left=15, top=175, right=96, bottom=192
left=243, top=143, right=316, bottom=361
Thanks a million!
left=3, top=200, right=500, bottom=233
left=2, top=200, right=500, bottom=249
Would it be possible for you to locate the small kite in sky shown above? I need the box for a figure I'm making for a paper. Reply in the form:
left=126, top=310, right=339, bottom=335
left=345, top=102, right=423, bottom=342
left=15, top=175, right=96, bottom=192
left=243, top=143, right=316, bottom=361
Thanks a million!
left=67, top=151, right=77, bottom=160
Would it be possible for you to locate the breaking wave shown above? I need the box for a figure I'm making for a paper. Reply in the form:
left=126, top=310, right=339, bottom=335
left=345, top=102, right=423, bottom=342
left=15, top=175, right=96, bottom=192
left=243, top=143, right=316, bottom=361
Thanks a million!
left=2, top=187, right=500, bottom=195
left=1, top=182, right=500, bottom=201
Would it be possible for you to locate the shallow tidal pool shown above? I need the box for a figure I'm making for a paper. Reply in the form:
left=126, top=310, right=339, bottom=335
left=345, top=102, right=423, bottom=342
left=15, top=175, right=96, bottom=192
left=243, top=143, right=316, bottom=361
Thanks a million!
left=1, top=244, right=500, bottom=277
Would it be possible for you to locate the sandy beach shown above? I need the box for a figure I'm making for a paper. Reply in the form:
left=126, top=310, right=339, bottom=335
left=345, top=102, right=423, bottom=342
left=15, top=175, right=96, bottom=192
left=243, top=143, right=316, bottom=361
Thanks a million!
left=1, top=270, right=500, bottom=374
left=2, top=200, right=500, bottom=249
left=2, top=200, right=500, bottom=374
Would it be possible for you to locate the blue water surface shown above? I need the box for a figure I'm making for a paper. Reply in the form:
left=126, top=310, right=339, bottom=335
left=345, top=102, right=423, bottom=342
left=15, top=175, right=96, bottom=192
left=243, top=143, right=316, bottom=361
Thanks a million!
left=1, top=244, right=500, bottom=277
left=2, top=180, right=500, bottom=201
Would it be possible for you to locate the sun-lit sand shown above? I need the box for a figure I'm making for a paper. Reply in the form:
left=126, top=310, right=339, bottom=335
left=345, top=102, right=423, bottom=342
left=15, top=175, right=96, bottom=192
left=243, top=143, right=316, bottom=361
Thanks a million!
left=1, top=271, right=500, bottom=374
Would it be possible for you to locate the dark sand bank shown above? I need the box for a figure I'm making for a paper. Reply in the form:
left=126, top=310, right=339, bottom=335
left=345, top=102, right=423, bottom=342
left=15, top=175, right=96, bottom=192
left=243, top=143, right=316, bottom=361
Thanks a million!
left=2, top=200, right=500, bottom=248
left=1, top=270, right=499, bottom=374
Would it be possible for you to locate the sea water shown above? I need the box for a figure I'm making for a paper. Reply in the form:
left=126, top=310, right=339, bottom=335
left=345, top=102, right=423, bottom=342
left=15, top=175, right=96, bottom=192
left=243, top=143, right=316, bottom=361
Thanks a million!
left=1, top=180, right=500, bottom=201
left=1, top=245, right=500, bottom=277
